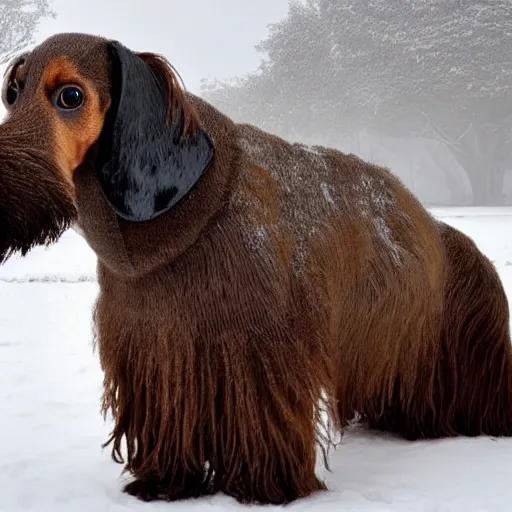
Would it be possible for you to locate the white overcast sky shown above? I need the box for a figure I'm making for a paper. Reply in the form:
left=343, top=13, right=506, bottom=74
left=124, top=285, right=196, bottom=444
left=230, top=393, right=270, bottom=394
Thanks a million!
left=32, top=0, right=290, bottom=94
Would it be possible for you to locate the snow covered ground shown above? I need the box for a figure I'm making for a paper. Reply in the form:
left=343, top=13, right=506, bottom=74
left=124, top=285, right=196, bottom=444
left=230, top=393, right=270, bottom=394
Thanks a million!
left=1, top=208, right=512, bottom=512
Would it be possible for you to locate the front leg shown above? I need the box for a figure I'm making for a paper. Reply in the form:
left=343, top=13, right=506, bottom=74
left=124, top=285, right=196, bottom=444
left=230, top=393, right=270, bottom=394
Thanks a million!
left=100, top=370, right=214, bottom=503
left=219, top=419, right=326, bottom=505
left=212, top=339, right=332, bottom=505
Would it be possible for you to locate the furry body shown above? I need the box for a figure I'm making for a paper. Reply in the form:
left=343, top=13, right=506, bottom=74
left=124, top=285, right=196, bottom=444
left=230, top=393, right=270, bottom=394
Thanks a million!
left=78, top=101, right=512, bottom=502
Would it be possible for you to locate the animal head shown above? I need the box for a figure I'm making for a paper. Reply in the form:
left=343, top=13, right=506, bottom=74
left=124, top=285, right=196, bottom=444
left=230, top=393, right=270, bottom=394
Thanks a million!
left=0, top=32, right=214, bottom=263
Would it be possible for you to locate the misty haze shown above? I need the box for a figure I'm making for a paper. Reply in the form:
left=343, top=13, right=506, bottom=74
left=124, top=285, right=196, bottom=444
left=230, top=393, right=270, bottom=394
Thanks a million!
left=0, top=1, right=512, bottom=511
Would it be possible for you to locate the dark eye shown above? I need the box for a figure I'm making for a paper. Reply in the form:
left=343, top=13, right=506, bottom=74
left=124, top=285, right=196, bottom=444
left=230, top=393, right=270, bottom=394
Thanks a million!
left=55, top=86, right=84, bottom=110
left=5, top=83, right=19, bottom=105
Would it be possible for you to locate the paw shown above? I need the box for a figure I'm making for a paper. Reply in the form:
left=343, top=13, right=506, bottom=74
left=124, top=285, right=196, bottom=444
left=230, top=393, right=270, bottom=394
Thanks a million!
left=223, top=475, right=326, bottom=505
left=124, top=473, right=211, bottom=502
left=124, top=479, right=162, bottom=502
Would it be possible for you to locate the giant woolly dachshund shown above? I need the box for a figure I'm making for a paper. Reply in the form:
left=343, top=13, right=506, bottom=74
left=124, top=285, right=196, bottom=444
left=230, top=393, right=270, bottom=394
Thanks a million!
left=0, top=33, right=511, bottom=505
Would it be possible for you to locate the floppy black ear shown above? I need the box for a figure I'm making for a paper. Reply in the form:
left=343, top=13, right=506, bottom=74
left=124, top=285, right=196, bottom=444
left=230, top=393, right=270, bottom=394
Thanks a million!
left=95, top=41, right=215, bottom=222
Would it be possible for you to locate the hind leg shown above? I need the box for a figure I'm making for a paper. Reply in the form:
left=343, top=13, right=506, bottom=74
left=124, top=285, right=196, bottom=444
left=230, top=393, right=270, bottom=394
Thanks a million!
left=365, top=222, right=512, bottom=439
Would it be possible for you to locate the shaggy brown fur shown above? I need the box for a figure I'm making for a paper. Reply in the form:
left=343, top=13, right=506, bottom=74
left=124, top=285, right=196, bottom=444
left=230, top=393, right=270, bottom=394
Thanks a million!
left=0, top=121, right=76, bottom=262
left=1, top=32, right=512, bottom=505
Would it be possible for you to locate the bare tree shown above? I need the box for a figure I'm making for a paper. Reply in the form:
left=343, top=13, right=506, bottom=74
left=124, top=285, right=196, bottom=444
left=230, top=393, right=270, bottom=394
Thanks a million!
left=0, top=0, right=55, bottom=63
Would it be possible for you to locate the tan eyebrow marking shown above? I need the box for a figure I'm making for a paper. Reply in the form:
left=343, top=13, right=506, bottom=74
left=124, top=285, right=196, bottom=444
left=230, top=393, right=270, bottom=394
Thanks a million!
left=41, top=56, right=110, bottom=190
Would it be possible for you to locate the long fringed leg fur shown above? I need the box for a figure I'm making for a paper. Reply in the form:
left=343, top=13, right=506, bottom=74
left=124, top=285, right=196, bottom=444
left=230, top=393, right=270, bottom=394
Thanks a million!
left=100, top=355, right=213, bottom=501
left=210, top=333, right=332, bottom=504
left=96, top=298, right=336, bottom=505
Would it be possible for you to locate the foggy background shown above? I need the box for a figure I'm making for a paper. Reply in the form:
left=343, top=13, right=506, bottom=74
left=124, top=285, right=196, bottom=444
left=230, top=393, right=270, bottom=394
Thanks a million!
left=1, top=0, right=511, bottom=207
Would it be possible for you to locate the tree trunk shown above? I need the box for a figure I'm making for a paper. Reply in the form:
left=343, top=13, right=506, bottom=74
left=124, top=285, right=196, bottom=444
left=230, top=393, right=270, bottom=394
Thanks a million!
left=441, top=121, right=508, bottom=206
left=469, top=164, right=505, bottom=206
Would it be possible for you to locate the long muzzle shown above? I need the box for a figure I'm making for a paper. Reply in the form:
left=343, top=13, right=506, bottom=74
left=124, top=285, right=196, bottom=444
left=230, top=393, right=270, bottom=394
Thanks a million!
left=0, top=113, right=77, bottom=263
